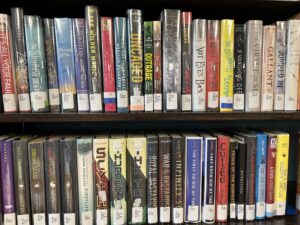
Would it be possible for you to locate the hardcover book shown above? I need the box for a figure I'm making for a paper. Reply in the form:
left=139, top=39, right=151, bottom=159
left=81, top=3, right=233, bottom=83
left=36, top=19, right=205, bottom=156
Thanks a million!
left=153, top=21, right=162, bottom=112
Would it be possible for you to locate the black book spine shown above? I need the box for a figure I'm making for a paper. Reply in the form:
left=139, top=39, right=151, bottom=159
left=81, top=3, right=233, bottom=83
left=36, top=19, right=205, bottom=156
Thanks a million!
left=236, top=142, right=246, bottom=221
left=229, top=140, right=236, bottom=220
left=0, top=79, right=3, bottom=113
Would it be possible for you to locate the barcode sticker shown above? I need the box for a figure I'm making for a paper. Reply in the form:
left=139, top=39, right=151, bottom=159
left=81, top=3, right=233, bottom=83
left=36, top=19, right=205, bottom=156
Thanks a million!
left=132, top=207, right=143, bottom=223
left=256, top=202, right=265, bottom=218
left=117, top=90, right=128, bottom=108
left=48, top=213, right=60, bottom=225
left=147, top=207, right=158, bottom=224
left=172, top=207, right=183, bottom=224
left=64, top=213, right=75, bottom=225
left=266, top=203, right=274, bottom=217
left=154, top=93, right=162, bottom=111
left=275, top=202, right=286, bottom=216
left=33, top=213, right=46, bottom=225
left=18, top=93, right=31, bottom=112
left=234, top=93, right=244, bottom=110
left=217, top=205, right=227, bottom=221
left=203, top=205, right=215, bottom=222
left=62, top=92, right=74, bottom=110
left=49, top=88, right=60, bottom=106
left=130, top=96, right=144, bottom=111
left=230, top=203, right=236, bottom=219
left=90, top=94, right=102, bottom=112
left=261, top=93, right=273, bottom=111
left=81, top=211, right=93, bottom=225
left=237, top=204, right=244, bottom=220
left=248, top=91, right=259, bottom=109
left=166, top=93, right=177, bottom=110
left=30, top=91, right=47, bottom=111
left=296, top=195, right=300, bottom=211
left=208, top=91, right=218, bottom=109
left=192, top=94, right=205, bottom=112
left=159, top=207, right=170, bottom=223
left=182, top=94, right=191, bottom=111
left=96, top=209, right=108, bottom=225
left=3, top=93, right=17, bottom=112
left=4, top=213, right=16, bottom=225
left=245, top=205, right=255, bottom=221
left=113, top=208, right=124, bottom=225
left=274, top=94, right=284, bottom=110
left=145, top=94, right=154, bottom=112
left=77, top=93, right=89, bottom=111
left=17, top=214, right=30, bottom=225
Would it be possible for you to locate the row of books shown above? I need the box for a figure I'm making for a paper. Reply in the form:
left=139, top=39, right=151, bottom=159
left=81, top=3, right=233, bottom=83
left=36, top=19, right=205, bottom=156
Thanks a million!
left=0, top=6, right=300, bottom=113
left=0, top=129, right=290, bottom=225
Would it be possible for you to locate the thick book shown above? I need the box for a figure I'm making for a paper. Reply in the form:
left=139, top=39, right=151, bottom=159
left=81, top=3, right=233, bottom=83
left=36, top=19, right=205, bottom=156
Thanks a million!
left=114, top=17, right=129, bottom=113
left=161, top=9, right=181, bottom=112
left=11, top=8, right=31, bottom=112
left=153, top=21, right=162, bottom=112
left=85, top=5, right=103, bottom=112
left=181, top=12, right=192, bottom=111
left=0, top=14, right=18, bottom=112
left=192, top=19, right=206, bottom=112
left=220, top=19, right=234, bottom=112
left=109, top=134, right=127, bottom=225
left=233, top=24, right=245, bottom=111
left=261, top=26, right=276, bottom=112
left=44, top=137, right=61, bottom=225
left=93, top=135, right=110, bottom=225
left=24, top=16, right=49, bottom=112
left=43, top=18, right=60, bottom=112
left=206, top=20, right=220, bottom=112
left=146, top=133, right=158, bottom=224
left=245, top=20, right=263, bottom=112
left=101, top=17, right=117, bottom=112
left=126, top=134, right=147, bottom=224
left=274, top=21, right=287, bottom=111
left=28, top=138, right=46, bottom=225
left=183, top=133, right=202, bottom=223
left=127, top=9, right=144, bottom=112
left=158, top=132, right=171, bottom=223
left=73, top=18, right=90, bottom=112
left=54, top=18, right=77, bottom=112
left=144, top=21, right=154, bottom=112
left=77, top=137, right=94, bottom=225
left=229, top=138, right=237, bottom=220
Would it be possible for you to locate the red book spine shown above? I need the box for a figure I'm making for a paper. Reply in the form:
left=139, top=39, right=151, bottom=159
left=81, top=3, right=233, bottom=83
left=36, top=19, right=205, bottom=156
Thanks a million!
left=216, top=135, right=229, bottom=222
left=101, top=17, right=116, bottom=112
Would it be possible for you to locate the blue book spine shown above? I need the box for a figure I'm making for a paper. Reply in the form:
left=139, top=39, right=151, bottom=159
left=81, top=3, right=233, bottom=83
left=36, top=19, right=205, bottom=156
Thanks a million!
left=24, top=16, right=49, bottom=112
left=73, top=18, right=89, bottom=112
left=54, top=18, right=77, bottom=112
left=255, top=133, right=267, bottom=220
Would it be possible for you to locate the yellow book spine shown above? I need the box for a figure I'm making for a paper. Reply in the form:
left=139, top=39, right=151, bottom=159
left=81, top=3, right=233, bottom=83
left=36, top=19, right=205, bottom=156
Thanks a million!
left=274, top=133, right=289, bottom=216
left=220, top=19, right=234, bottom=112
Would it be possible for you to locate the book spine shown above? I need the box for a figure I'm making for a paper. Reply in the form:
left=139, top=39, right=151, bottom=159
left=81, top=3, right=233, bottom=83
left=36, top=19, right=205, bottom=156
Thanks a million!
left=11, top=8, right=31, bottom=112
left=206, top=20, right=220, bottom=111
left=0, top=14, right=18, bottom=112
left=192, top=19, right=206, bottom=112
left=77, top=138, right=94, bottom=225
left=229, top=140, right=236, bottom=219
left=220, top=19, right=234, bottom=112
left=43, top=18, right=60, bottom=112
left=216, top=136, right=229, bottom=222
left=114, top=17, right=129, bottom=112
left=127, top=9, right=144, bottom=112
left=233, top=24, right=245, bottom=111
left=245, top=20, right=263, bottom=112
left=284, top=20, right=300, bottom=111
left=261, top=26, right=276, bottom=112
left=0, top=79, right=3, bottom=112
left=274, top=21, right=287, bottom=111
left=24, top=16, right=49, bottom=112
left=236, top=142, right=246, bottom=220
left=85, top=6, right=103, bottom=112
left=181, top=12, right=192, bottom=111
left=184, top=138, right=201, bottom=223
left=44, top=139, right=61, bottom=225
left=28, top=141, right=46, bottom=225
left=109, top=138, right=127, bottom=225
left=158, top=136, right=171, bottom=223
left=162, top=9, right=181, bottom=112
left=144, top=21, right=154, bottom=112
left=297, top=133, right=300, bottom=212
left=266, top=135, right=277, bottom=217
left=274, top=133, right=289, bottom=216
left=153, top=21, right=162, bottom=112
left=146, top=136, right=158, bottom=224
left=127, top=137, right=147, bottom=224
left=73, top=18, right=90, bottom=112
left=93, top=138, right=109, bottom=225
left=101, top=17, right=117, bottom=112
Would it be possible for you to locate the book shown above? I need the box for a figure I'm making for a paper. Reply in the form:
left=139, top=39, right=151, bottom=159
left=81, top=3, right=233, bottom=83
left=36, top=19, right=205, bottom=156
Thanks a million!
left=233, top=24, right=245, bottom=111
left=24, top=16, right=49, bottom=112
left=77, top=137, right=94, bottom=225
left=126, top=134, right=147, bottom=224
left=220, top=19, right=234, bottom=112
left=0, top=79, right=3, bottom=112
left=144, top=21, right=154, bottom=112
left=11, top=8, right=31, bottom=112
left=127, top=9, right=144, bottom=112
left=261, top=25, right=276, bottom=112
left=158, top=132, right=171, bottom=223
left=206, top=20, right=220, bottom=111
left=93, top=135, right=110, bottom=225
left=192, top=19, right=206, bottom=112
left=101, top=17, right=117, bottom=112
left=161, top=9, right=181, bottom=112
left=274, top=21, right=287, bottom=111
left=0, top=14, right=18, bottom=112
left=229, top=138, right=237, bottom=220
left=73, top=18, right=90, bottom=112
left=245, top=20, right=263, bottom=112
left=85, top=5, right=103, bottom=112
left=297, top=132, right=300, bottom=212
left=284, top=20, right=300, bottom=111
left=153, top=21, right=162, bottom=112
left=183, top=133, right=202, bottom=223
left=54, top=18, right=77, bottom=112
left=181, top=12, right=192, bottom=111
left=114, top=17, right=129, bottom=113
left=109, top=134, right=127, bottom=225
left=43, top=18, right=60, bottom=112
